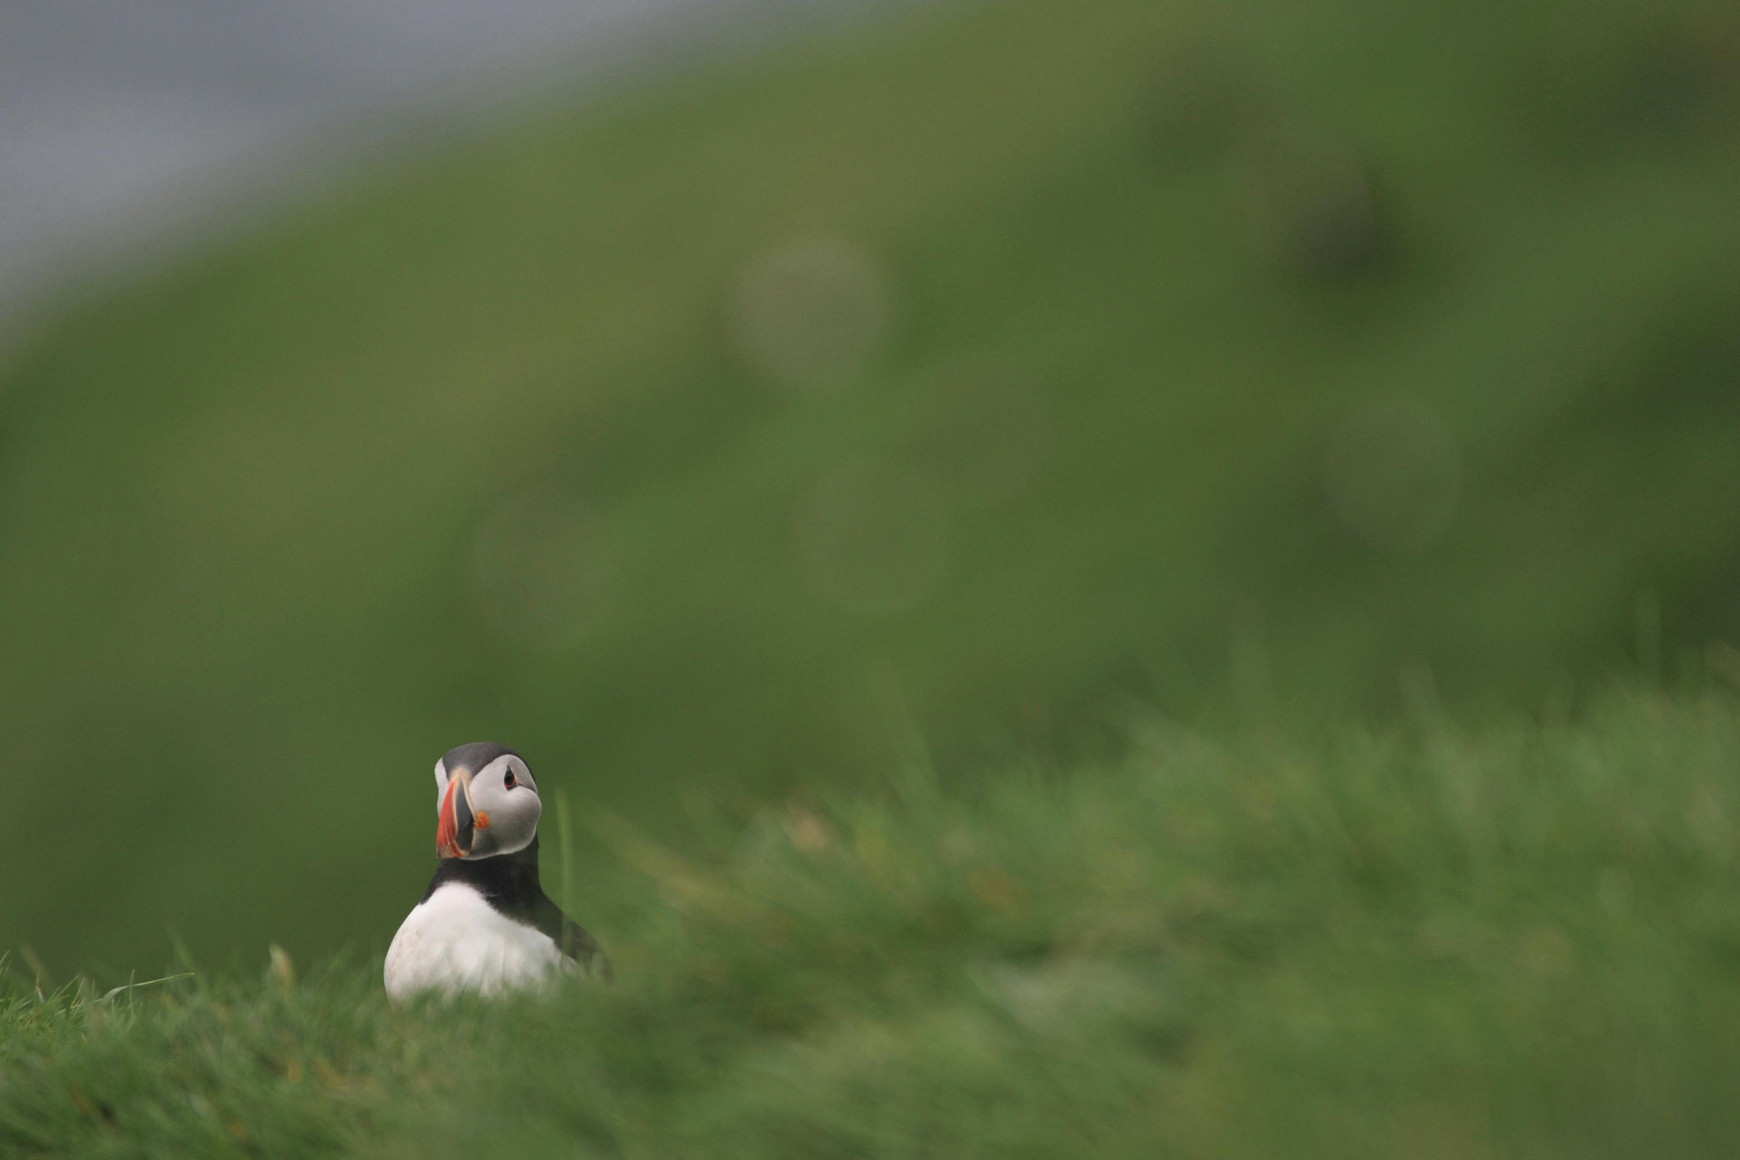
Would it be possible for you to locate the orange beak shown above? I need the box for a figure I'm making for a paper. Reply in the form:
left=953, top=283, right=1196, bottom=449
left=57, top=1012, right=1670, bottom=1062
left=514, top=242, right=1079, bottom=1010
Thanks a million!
left=436, top=771, right=475, bottom=859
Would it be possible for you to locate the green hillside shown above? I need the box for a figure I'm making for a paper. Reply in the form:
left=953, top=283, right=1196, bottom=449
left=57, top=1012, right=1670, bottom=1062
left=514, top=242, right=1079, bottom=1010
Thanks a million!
left=2, top=0, right=1738, bottom=974
left=7, top=691, right=1740, bottom=1157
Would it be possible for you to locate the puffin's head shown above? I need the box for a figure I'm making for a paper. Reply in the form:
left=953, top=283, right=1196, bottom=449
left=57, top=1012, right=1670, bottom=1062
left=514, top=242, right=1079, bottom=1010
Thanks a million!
left=433, top=743, right=542, bottom=860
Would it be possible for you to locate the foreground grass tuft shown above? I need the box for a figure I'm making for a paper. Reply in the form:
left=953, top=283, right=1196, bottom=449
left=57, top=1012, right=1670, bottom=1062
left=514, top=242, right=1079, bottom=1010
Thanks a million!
left=8, top=690, right=1740, bottom=1157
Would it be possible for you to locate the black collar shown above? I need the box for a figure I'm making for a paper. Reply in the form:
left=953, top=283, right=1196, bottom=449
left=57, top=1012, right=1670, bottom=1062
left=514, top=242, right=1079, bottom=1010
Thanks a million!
left=420, top=837, right=602, bottom=967
left=423, top=838, right=544, bottom=914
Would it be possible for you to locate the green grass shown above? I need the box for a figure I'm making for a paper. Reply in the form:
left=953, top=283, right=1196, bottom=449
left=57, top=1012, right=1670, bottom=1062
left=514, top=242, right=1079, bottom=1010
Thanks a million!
left=8, top=0, right=1740, bottom=1148
left=7, top=689, right=1740, bottom=1157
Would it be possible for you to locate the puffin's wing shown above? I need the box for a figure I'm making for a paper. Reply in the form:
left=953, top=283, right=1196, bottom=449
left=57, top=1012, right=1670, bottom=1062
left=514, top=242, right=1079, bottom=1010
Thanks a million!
left=532, top=893, right=613, bottom=979
left=559, top=917, right=613, bottom=980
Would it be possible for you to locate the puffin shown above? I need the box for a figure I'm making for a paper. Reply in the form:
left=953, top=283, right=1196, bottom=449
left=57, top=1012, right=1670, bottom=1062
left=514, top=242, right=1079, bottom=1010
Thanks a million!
left=384, top=742, right=606, bottom=1000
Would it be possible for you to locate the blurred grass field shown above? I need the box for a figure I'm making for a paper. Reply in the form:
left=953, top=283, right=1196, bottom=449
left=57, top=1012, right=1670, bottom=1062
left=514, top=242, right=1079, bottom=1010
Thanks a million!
left=1, top=0, right=1739, bottom=987
left=6, top=691, right=1740, bottom=1157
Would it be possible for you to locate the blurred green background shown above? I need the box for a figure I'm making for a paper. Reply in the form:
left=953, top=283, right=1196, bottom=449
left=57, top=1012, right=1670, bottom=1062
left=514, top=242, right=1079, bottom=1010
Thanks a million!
left=2, top=0, right=1738, bottom=975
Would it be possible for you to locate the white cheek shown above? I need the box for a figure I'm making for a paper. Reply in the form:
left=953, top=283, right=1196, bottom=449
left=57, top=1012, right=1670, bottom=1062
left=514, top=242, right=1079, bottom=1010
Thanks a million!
left=470, top=791, right=539, bottom=855
left=502, top=796, right=542, bottom=849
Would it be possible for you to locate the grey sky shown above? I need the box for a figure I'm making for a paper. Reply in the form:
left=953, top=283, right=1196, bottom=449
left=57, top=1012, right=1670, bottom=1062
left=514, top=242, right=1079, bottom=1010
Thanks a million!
left=0, top=0, right=873, bottom=312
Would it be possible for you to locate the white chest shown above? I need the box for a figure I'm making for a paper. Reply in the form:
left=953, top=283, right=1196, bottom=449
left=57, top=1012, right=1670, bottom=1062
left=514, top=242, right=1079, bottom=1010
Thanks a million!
left=384, top=883, right=568, bottom=1000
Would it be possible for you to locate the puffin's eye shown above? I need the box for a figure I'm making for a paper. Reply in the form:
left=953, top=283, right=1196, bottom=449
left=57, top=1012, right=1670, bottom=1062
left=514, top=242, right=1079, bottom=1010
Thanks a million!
left=504, top=769, right=518, bottom=790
